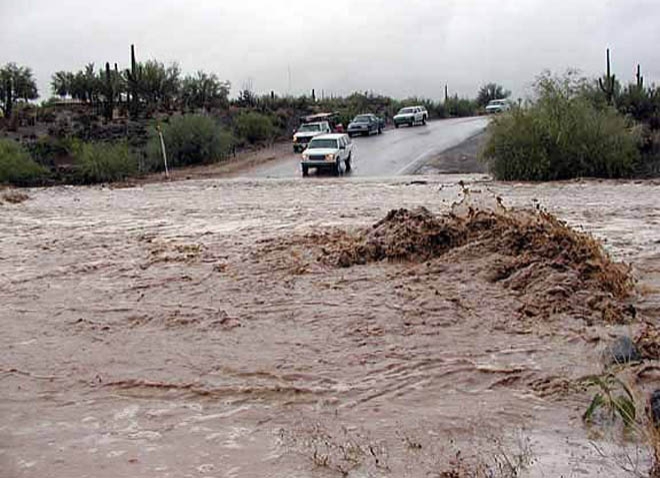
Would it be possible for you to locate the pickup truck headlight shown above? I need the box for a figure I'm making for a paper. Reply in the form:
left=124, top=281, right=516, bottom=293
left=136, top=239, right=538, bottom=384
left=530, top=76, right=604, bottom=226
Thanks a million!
left=293, top=137, right=298, bottom=143
left=325, top=154, right=335, bottom=161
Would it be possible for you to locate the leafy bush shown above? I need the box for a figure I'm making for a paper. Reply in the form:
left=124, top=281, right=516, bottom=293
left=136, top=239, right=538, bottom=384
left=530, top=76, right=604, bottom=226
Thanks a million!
left=482, top=72, right=640, bottom=181
left=618, top=84, right=660, bottom=130
left=0, top=139, right=48, bottom=186
left=26, top=136, right=81, bottom=168
left=145, top=114, right=234, bottom=171
left=73, top=141, right=138, bottom=183
left=234, top=112, right=276, bottom=144
left=445, top=96, right=479, bottom=117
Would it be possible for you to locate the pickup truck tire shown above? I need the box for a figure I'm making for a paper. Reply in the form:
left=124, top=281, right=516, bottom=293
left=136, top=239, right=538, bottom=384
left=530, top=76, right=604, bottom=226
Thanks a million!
left=394, top=123, right=399, bottom=129
left=378, top=126, right=382, bottom=134
left=409, top=121, right=414, bottom=127
left=422, top=116, right=427, bottom=125
left=345, top=154, right=352, bottom=172
left=333, top=160, right=341, bottom=176
left=302, top=165, right=309, bottom=177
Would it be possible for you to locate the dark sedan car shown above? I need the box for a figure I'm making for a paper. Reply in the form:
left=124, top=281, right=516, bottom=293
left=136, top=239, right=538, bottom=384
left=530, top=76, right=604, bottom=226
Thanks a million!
left=347, top=114, right=385, bottom=137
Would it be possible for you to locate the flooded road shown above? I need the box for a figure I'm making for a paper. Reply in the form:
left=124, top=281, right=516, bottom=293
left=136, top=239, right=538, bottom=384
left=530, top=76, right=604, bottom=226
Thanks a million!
left=1, top=175, right=659, bottom=477
left=243, top=117, right=489, bottom=178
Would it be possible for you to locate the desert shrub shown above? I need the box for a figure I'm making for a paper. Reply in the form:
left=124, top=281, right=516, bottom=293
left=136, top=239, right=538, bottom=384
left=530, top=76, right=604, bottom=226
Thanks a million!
left=234, top=112, right=276, bottom=144
left=618, top=84, right=660, bottom=131
left=482, top=72, right=640, bottom=181
left=145, top=114, right=234, bottom=171
left=73, top=141, right=138, bottom=183
left=26, top=136, right=81, bottom=168
left=636, top=128, right=660, bottom=177
left=0, top=139, right=48, bottom=186
left=445, top=96, right=479, bottom=117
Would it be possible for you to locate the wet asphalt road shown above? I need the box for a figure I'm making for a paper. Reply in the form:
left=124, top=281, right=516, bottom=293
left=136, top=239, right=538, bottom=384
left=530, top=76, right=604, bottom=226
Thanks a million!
left=244, top=116, right=490, bottom=178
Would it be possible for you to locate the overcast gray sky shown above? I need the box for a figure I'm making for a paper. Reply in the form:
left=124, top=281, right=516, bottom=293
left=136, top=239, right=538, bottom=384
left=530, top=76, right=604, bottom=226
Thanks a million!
left=2, top=0, right=659, bottom=101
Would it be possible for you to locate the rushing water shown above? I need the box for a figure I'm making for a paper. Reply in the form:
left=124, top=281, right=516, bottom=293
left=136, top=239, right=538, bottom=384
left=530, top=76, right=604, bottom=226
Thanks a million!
left=1, top=176, right=659, bottom=477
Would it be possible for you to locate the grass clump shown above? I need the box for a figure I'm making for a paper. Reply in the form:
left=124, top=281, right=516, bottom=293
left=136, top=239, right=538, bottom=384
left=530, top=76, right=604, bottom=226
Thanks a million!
left=146, top=114, right=234, bottom=171
left=482, top=71, right=641, bottom=181
left=0, top=139, right=48, bottom=186
left=73, top=141, right=138, bottom=183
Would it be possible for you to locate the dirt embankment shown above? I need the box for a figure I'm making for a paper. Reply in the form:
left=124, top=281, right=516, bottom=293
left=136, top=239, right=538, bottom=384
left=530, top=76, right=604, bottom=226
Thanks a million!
left=415, top=130, right=489, bottom=175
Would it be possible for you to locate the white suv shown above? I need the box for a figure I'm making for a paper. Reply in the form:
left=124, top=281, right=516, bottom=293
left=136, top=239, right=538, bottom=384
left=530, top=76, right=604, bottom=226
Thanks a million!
left=485, top=99, right=512, bottom=114
left=393, top=106, right=428, bottom=128
left=301, top=133, right=353, bottom=177
left=293, top=121, right=332, bottom=152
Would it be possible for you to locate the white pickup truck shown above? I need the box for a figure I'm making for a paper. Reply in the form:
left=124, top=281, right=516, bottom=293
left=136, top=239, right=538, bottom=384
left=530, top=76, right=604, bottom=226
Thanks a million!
left=292, top=121, right=332, bottom=153
left=300, top=133, right=353, bottom=177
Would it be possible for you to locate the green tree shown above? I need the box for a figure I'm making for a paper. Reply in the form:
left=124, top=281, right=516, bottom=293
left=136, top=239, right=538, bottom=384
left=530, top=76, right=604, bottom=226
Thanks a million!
left=181, top=71, right=230, bottom=111
left=65, top=63, right=100, bottom=103
left=51, top=71, right=74, bottom=98
left=476, top=83, right=511, bottom=107
left=139, top=60, right=180, bottom=110
left=0, top=63, right=38, bottom=117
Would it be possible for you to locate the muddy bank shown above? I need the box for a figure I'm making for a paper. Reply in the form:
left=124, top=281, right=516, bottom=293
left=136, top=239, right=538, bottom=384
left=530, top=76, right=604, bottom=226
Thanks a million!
left=1, top=176, right=659, bottom=477
left=415, top=130, right=489, bottom=175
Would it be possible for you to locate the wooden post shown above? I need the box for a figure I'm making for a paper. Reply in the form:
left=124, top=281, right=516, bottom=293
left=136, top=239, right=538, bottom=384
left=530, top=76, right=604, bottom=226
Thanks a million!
left=156, top=124, right=169, bottom=178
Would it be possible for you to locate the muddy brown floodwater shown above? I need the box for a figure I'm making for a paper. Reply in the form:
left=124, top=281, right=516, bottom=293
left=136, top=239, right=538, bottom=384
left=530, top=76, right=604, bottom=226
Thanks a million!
left=1, top=175, right=660, bottom=478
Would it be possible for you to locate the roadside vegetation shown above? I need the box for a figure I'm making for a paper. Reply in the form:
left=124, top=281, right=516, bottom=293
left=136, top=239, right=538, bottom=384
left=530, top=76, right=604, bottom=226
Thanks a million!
left=483, top=71, right=641, bottom=180
left=0, top=45, right=496, bottom=187
left=73, top=141, right=138, bottom=183
left=483, top=53, right=660, bottom=181
left=0, top=139, right=47, bottom=186
left=7, top=45, right=659, bottom=186
left=145, top=115, right=234, bottom=171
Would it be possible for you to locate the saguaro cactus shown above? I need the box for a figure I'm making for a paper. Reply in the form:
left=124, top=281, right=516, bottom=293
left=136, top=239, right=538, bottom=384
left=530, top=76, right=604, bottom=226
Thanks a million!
left=126, top=44, right=141, bottom=118
left=636, top=64, right=644, bottom=90
left=598, top=48, right=617, bottom=105
left=103, top=62, right=114, bottom=121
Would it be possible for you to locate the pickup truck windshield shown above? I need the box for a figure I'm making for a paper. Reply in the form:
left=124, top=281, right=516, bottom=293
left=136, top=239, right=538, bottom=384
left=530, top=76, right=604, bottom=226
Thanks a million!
left=398, top=108, right=415, bottom=114
left=298, top=124, right=321, bottom=132
left=308, top=139, right=338, bottom=149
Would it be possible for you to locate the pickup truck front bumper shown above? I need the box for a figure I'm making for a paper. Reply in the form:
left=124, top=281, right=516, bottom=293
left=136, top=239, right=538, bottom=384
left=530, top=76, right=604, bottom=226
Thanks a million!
left=301, top=159, right=336, bottom=169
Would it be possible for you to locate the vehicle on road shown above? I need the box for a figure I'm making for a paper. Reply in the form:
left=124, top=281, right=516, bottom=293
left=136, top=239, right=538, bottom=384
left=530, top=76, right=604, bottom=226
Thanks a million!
left=393, top=106, right=428, bottom=128
left=300, top=133, right=353, bottom=177
left=485, top=99, right=512, bottom=114
left=293, top=121, right=332, bottom=153
left=347, top=114, right=385, bottom=137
